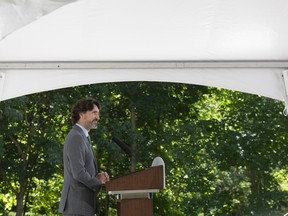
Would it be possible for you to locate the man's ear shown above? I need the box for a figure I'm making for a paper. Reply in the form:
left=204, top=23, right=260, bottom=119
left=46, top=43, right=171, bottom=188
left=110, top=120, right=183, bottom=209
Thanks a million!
left=79, top=112, right=85, bottom=119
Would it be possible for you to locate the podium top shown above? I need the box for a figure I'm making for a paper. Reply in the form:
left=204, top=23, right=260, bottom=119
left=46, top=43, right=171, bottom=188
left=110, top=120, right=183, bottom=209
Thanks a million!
left=105, top=157, right=165, bottom=193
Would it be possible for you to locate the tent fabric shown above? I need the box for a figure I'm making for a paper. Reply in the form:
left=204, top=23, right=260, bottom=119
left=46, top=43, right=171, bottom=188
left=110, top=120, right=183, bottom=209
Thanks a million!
left=1, top=0, right=288, bottom=61
left=0, top=0, right=77, bottom=39
left=0, top=0, right=288, bottom=111
left=0, top=62, right=287, bottom=103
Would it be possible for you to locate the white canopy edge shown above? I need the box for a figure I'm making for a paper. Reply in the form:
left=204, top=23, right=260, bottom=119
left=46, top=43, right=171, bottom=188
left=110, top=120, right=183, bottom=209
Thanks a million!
left=1, top=61, right=288, bottom=69
left=1, top=61, right=288, bottom=106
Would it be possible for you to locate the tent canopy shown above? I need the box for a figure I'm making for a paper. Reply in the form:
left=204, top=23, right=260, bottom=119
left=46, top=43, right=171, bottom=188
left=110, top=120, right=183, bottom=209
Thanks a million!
left=0, top=0, right=288, bottom=110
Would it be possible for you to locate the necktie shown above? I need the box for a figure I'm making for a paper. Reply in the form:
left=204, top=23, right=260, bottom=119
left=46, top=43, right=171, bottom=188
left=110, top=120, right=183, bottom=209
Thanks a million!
left=87, top=135, right=91, bottom=144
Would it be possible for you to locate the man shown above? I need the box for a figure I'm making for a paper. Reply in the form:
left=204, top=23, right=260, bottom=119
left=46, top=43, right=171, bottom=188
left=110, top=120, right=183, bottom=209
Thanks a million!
left=59, top=98, right=109, bottom=216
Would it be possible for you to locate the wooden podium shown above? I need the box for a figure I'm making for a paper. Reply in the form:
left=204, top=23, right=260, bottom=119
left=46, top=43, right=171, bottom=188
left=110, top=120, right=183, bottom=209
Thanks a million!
left=105, top=157, right=165, bottom=216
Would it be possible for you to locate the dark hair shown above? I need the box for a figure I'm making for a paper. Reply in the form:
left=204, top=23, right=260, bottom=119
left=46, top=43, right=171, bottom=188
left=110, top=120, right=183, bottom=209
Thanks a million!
left=71, top=98, right=100, bottom=125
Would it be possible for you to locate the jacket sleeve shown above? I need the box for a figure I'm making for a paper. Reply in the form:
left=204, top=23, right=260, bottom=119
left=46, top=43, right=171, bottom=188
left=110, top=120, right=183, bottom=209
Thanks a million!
left=65, top=133, right=102, bottom=191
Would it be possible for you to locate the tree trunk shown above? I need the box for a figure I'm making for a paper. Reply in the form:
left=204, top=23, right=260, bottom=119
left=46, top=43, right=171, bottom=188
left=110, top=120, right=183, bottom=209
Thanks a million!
left=247, top=168, right=265, bottom=213
left=16, top=178, right=28, bottom=216
left=130, top=107, right=137, bottom=172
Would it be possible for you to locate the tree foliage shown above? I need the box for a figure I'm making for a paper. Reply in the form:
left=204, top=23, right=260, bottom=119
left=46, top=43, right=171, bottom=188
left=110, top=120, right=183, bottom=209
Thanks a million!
left=1, top=82, right=288, bottom=216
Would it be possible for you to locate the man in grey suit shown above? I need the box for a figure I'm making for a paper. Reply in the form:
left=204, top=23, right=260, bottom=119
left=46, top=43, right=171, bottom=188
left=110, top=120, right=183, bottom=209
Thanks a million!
left=59, top=98, right=109, bottom=216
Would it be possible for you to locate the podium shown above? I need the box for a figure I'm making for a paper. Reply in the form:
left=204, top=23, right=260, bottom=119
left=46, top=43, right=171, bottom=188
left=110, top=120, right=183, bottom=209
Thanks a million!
left=105, top=157, right=165, bottom=216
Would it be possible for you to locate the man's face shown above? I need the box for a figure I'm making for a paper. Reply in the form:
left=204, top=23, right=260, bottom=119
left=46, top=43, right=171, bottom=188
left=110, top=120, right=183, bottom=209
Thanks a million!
left=79, top=104, right=100, bottom=131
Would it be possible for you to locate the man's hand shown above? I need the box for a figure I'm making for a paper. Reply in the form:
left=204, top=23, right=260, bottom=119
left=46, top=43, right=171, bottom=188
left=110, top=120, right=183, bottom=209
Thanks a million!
left=97, top=171, right=110, bottom=184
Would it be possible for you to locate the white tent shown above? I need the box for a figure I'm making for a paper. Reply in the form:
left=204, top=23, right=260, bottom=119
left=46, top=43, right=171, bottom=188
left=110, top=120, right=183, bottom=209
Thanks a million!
left=0, top=0, right=288, bottom=111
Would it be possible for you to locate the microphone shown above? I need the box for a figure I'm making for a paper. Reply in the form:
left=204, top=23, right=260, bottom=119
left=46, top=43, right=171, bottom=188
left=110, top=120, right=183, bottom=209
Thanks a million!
left=112, top=136, right=132, bottom=157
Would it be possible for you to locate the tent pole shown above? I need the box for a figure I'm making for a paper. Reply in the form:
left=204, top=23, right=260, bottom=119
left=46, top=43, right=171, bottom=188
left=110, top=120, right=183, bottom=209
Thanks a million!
left=0, top=72, right=5, bottom=101
left=281, top=70, right=288, bottom=116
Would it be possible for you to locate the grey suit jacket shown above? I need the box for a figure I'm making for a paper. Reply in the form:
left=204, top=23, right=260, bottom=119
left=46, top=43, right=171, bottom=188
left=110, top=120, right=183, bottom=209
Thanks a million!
left=58, top=125, right=102, bottom=215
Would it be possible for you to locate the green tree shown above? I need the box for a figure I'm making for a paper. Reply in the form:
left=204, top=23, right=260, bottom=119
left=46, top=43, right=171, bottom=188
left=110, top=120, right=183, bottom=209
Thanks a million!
left=1, top=82, right=288, bottom=216
left=0, top=92, right=73, bottom=215
left=195, top=89, right=288, bottom=215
